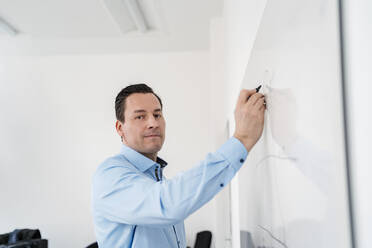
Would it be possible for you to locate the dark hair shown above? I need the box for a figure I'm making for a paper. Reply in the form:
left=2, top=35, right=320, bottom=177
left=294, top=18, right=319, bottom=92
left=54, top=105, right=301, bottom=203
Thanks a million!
left=115, top=83, right=163, bottom=122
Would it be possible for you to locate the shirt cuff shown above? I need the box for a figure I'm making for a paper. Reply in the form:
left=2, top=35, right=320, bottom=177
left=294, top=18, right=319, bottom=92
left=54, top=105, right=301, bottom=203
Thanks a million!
left=216, top=137, right=249, bottom=171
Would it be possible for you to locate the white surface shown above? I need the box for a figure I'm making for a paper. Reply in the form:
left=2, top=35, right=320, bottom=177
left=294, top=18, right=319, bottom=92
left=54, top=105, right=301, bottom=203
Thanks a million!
left=218, top=1, right=267, bottom=247
left=228, top=116, right=241, bottom=248
left=209, top=17, right=231, bottom=248
left=342, top=0, right=372, bottom=247
left=238, top=0, right=352, bottom=247
left=222, top=0, right=267, bottom=117
left=0, top=51, right=217, bottom=248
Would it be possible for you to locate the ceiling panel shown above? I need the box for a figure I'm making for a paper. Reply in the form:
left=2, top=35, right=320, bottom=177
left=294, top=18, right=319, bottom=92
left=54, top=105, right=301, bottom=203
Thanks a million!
left=0, top=0, right=223, bottom=54
left=0, top=0, right=121, bottom=36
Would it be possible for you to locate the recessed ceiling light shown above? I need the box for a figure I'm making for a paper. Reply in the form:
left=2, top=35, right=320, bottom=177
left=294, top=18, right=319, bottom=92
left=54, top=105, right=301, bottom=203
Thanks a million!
left=102, top=0, right=148, bottom=34
left=124, top=0, right=148, bottom=33
left=0, top=17, right=18, bottom=36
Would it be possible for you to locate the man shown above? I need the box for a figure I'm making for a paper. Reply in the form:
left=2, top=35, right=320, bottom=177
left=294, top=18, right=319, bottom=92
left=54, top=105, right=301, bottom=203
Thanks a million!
left=91, top=83, right=266, bottom=247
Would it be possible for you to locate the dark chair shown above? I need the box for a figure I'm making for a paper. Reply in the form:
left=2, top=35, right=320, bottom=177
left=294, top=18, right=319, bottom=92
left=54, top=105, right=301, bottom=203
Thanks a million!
left=85, top=242, right=98, bottom=248
left=193, top=231, right=212, bottom=248
left=87, top=231, right=212, bottom=248
left=0, top=229, right=47, bottom=248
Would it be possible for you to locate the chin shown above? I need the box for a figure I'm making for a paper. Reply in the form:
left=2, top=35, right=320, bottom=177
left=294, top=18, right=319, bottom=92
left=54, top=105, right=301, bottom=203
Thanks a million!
left=144, top=139, right=163, bottom=150
left=151, top=145, right=163, bottom=153
left=141, top=143, right=161, bottom=154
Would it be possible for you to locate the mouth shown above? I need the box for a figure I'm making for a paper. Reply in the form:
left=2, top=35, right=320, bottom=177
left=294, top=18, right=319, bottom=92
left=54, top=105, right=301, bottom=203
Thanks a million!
left=144, top=135, right=161, bottom=138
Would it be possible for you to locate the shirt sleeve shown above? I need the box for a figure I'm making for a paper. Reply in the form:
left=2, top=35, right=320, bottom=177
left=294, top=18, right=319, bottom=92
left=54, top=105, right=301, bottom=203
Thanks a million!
left=92, top=137, right=248, bottom=227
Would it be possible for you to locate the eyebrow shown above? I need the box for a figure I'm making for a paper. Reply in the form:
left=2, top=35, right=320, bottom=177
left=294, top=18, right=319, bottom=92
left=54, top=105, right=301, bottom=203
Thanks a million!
left=133, top=108, right=162, bottom=114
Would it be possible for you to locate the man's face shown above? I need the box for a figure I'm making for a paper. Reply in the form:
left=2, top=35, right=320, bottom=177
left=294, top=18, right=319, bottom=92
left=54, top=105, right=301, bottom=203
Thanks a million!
left=118, top=93, right=165, bottom=155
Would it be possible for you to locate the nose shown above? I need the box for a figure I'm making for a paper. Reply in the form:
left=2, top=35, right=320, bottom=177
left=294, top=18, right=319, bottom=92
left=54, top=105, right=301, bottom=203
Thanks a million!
left=147, top=115, right=160, bottom=129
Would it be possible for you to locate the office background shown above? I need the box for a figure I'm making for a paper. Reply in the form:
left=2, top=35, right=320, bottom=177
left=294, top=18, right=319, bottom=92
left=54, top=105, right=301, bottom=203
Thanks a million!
left=0, top=0, right=371, bottom=247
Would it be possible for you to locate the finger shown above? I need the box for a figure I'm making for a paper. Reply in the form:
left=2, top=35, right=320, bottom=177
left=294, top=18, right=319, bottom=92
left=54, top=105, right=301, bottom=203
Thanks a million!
left=254, top=97, right=266, bottom=110
left=247, top=93, right=265, bottom=106
left=237, top=89, right=257, bottom=105
left=259, top=102, right=266, bottom=111
left=259, top=98, right=267, bottom=111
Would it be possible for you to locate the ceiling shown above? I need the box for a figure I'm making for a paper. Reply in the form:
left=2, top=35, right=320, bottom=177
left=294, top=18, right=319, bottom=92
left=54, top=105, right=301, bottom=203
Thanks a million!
left=0, top=0, right=223, bottom=55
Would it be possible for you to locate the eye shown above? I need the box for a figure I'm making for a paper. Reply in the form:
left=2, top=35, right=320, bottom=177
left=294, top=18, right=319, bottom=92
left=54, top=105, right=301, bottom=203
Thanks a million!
left=135, top=115, right=144, bottom=120
left=154, top=113, right=162, bottom=119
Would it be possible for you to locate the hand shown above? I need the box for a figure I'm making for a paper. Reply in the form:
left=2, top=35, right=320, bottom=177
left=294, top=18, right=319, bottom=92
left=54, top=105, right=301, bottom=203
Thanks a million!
left=233, top=89, right=266, bottom=152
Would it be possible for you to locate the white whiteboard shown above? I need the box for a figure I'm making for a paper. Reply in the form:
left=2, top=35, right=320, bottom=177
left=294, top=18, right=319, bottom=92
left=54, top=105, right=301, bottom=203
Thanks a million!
left=235, top=0, right=352, bottom=247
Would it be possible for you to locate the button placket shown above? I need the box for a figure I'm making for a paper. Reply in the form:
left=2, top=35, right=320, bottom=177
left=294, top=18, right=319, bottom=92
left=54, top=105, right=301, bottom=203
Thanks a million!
left=155, top=166, right=160, bottom=182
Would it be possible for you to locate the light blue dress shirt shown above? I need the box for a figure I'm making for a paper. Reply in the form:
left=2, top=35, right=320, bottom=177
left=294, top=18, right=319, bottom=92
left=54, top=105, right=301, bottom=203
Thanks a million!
left=91, top=137, right=248, bottom=248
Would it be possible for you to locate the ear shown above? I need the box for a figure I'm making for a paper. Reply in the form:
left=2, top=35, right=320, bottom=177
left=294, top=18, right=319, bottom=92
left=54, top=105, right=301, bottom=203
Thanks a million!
left=115, top=120, right=125, bottom=139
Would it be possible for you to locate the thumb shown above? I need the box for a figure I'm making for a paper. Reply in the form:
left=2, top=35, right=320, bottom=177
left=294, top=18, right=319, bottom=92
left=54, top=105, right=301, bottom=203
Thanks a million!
left=246, top=88, right=257, bottom=96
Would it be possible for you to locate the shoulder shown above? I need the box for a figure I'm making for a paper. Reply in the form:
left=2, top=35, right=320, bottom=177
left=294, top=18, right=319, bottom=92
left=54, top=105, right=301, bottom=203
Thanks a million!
left=92, top=154, right=137, bottom=184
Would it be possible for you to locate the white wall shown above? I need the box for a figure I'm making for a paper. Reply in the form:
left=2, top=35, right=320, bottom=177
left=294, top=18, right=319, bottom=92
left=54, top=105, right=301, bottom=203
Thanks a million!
left=209, top=17, right=232, bottom=248
left=0, top=51, right=218, bottom=247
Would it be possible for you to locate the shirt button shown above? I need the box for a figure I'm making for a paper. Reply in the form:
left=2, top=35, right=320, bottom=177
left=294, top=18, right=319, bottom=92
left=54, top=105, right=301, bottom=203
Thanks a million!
left=240, top=158, right=244, bottom=163
left=220, top=183, right=224, bottom=187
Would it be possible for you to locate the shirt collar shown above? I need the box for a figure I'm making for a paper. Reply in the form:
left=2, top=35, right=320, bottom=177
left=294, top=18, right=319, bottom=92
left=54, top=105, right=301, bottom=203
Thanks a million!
left=119, top=144, right=168, bottom=172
